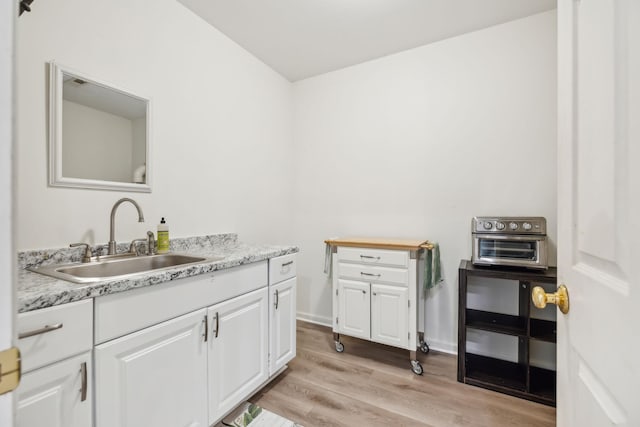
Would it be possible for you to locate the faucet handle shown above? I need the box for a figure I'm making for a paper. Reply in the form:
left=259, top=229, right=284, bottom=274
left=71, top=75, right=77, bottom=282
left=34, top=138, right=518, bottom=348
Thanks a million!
left=129, top=238, right=147, bottom=256
left=147, top=231, right=156, bottom=255
left=70, top=243, right=92, bottom=263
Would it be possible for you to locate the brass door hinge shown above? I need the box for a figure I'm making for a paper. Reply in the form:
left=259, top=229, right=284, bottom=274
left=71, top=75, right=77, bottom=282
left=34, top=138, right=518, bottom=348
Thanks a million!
left=0, top=347, right=21, bottom=395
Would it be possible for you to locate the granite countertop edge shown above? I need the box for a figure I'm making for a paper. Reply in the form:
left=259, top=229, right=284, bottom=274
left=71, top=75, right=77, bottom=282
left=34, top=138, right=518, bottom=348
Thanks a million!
left=18, top=235, right=299, bottom=313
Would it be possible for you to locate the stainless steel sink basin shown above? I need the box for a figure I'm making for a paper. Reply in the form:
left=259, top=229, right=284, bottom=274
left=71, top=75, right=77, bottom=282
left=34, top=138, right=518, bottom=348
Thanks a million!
left=30, top=253, right=224, bottom=284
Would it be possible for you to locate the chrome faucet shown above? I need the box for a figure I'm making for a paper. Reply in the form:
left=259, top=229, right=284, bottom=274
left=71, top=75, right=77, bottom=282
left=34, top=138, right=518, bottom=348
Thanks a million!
left=108, top=198, right=144, bottom=255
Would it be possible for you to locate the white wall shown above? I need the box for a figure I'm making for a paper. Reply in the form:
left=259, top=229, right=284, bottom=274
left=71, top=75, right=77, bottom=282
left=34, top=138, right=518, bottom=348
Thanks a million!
left=16, top=0, right=294, bottom=250
left=292, top=11, right=557, bottom=352
left=62, top=100, right=134, bottom=183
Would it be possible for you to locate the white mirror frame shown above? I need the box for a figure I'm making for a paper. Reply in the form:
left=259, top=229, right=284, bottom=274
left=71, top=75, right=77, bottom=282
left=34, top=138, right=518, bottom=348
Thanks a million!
left=48, top=61, right=152, bottom=192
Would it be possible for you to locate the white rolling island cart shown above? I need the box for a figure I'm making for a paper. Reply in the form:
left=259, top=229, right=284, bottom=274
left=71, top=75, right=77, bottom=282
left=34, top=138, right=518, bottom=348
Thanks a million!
left=325, top=237, right=433, bottom=375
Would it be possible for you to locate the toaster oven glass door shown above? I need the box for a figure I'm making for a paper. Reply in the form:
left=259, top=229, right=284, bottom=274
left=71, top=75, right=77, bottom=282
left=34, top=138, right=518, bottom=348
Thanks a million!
left=473, top=234, right=547, bottom=268
left=479, top=239, right=537, bottom=260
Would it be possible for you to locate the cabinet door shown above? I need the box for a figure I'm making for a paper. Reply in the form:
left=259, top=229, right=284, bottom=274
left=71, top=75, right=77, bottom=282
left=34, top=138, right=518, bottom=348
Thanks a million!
left=95, top=309, right=208, bottom=427
left=16, top=351, right=92, bottom=427
left=208, top=287, right=269, bottom=424
left=371, top=284, right=408, bottom=349
left=337, top=279, right=370, bottom=340
left=269, top=278, right=297, bottom=375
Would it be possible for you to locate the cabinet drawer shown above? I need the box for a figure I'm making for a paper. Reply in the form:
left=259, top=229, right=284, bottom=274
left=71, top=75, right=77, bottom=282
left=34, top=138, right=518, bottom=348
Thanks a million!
left=269, top=254, right=296, bottom=285
left=338, top=263, right=408, bottom=286
left=18, top=299, right=93, bottom=373
left=337, top=247, right=409, bottom=268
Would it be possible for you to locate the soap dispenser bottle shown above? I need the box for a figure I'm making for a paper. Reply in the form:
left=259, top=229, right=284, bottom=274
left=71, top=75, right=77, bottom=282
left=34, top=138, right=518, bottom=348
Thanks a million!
left=157, top=217, right=169, bottom=253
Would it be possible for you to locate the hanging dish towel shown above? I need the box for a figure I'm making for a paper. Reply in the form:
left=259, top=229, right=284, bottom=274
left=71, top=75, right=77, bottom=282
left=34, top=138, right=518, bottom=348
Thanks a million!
left=424, top=242, right=443, bottom=290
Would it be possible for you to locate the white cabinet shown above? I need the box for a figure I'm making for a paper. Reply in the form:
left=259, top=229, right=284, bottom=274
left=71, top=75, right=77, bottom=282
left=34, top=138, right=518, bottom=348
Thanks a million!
left=331, top=244, right=425, bottom=374
left=16, top=299, right=93, bottom=427
left=337, top=279, right=370, bottom=340
left=336, top=280, right=408, bottom=347
left=92, top=258, right=296, bottom=426
left=95, top=309, right=208, bottom=427
left=269, top=277, right=296, bottom=374
left=17, top=352, right=92, bottom=427
left=268, top=254, right=297, bottom=376
left=371, top=283, right=408, bottom=348
left=208, top=287, right=268, bottom=424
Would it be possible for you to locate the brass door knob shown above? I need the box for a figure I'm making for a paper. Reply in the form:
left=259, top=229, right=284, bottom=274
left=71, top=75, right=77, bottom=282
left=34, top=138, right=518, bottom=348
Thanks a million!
left=532, top=284, right=570, bottom=314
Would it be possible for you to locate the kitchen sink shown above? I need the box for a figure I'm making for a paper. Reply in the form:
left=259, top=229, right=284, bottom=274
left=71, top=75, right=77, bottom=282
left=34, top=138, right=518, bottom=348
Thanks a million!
left=30, top=253, right=223, bottom=284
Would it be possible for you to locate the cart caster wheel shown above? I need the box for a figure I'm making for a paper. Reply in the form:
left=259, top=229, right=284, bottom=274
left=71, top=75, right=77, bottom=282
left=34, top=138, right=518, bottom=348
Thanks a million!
left=411, top=360, right=423, bottom=375
left=335, top=342, right=344, bottom=353
left=419, top=341, right=430, bottom=354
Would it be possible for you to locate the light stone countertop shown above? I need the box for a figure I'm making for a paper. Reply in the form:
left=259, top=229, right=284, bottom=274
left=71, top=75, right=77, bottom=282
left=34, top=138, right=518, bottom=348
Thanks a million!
left=17, top=234, right=298, bottom=313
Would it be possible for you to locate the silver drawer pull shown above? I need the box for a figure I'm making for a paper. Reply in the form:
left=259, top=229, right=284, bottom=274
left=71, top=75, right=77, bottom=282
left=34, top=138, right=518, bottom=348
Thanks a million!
left=18, top=323, right=63, bottom=339
left=360, top=272, right=381, bottom=278
left=360, top=255, right=380, bottom=260
left=281, top=261, right=294, bottom=267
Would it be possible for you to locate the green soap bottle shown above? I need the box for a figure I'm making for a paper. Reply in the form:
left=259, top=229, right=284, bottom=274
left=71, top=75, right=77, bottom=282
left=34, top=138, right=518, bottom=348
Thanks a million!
left=157, top=217, right=169, bottom=253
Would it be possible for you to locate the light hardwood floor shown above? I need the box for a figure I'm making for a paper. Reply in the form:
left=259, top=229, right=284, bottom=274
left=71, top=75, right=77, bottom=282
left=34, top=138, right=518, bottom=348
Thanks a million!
left=250, top=321, right=555, bottom=427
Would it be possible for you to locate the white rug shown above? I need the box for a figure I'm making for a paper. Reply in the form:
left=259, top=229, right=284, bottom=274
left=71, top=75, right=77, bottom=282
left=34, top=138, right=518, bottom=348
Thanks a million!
left=220, top=402, right=303, bottom=427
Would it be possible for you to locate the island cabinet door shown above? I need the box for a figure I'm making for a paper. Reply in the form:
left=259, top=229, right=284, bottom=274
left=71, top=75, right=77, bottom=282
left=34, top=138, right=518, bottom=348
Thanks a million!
left=207, top=287, right=269, bottom=425
left=94, top=308, right=208, bottom=427
left=337, top=279, right=371, bottom=340
left=370, top=283, right=408, bottom=349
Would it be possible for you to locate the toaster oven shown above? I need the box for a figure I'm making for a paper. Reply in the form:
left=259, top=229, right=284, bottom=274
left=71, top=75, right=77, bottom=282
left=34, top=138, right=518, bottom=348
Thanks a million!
left=471, top=217, right=548, bottom=269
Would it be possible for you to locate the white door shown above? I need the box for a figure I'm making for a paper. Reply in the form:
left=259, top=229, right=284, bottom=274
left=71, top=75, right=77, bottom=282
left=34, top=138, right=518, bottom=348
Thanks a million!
left=208, top=287, right=268, bottom=425
left=337, top=279, right=371, bottom=340
left=95, top=309, right=208, bottom=427
left=556, top=0, right=640, bottom=425
left=269, top=278, right=297, bottom=375
left=0, top=0, right=16, bottom=425
left=371, top=284, right=408, bottom=349
left=16, top=352, right=92, bottom=427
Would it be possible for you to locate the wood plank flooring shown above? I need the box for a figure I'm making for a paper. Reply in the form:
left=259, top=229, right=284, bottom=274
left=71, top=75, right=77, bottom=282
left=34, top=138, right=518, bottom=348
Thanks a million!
left=250, top=321, right=555, bottom=427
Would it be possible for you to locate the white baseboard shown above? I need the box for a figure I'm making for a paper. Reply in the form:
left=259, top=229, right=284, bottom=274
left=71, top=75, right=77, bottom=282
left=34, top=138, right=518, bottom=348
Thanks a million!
left=424, top=338, right=457, bottom=355
left=296, top=311, right=331, bottom=327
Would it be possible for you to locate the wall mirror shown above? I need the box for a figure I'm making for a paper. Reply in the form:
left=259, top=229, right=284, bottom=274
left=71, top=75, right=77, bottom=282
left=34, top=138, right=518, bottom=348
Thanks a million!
left=49, top=61, right=151, bottom=192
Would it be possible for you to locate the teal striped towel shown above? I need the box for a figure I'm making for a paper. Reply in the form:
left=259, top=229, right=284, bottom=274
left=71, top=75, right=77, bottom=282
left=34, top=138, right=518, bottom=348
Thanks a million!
left=424, top=243, right=443, bottom=290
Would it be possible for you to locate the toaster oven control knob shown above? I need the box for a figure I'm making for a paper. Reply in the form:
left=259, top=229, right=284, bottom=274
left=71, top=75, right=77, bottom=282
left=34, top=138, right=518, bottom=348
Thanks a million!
left=495, top=222, right=506, bottom=231
left=509, top=222, right=519, bottom=230
left=483, top=221, right=493, bottom=230
left=523, top=222, right=533, bottom=231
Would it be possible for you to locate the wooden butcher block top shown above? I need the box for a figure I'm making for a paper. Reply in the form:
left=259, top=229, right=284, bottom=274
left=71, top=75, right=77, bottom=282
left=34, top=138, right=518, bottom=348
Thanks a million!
left=324, top=237, right=433, bottom=251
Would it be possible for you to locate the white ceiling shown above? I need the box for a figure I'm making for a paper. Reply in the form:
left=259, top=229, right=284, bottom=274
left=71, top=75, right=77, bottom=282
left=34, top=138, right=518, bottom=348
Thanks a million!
left=177, top=0, right=556, bottom=82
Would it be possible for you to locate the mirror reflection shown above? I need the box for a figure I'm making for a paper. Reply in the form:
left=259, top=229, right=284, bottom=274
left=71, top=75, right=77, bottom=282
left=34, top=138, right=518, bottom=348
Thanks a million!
left=49, top=62, right=151, bottom=192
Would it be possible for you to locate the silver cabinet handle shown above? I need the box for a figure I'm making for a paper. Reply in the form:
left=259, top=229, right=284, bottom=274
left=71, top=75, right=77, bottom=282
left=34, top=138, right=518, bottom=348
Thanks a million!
left=212, top=312, right=219, bottom=338
left=281, top=261, right=294, bottom=267
left=360, top=272, right=381, bottom=278
left=360, top=255, right=380, bottom=260
left=18, top=323, right=63, bottom=339
left=203, top=316, right=208, bottom=342
left=274, top=289, right=279, bottom=310
left=80, top=362, right=88, bottom=402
